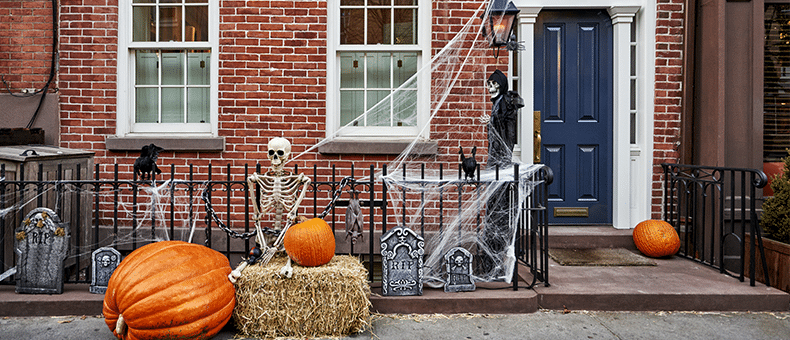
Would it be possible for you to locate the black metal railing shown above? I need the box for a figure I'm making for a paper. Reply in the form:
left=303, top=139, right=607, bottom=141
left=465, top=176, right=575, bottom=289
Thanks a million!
left=662, top=163, right=770, bottom=286
left=1, top=162, right=551, bottom=290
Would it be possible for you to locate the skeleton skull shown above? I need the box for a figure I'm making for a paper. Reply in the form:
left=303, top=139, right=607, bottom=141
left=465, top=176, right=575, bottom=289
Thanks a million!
left=267, top=137, right=291, bottom=171
left=486, top=80, right=500, bottom=98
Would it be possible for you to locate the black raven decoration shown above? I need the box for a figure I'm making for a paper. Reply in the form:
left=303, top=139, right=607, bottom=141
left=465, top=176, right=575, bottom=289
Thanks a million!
left=134, top=143, right=164, bottom=181
left=459, top=146, right=477, bottom=181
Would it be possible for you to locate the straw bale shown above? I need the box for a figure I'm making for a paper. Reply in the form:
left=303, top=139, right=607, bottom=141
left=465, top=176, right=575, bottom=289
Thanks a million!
left=232, top=254, right=371, bottom=339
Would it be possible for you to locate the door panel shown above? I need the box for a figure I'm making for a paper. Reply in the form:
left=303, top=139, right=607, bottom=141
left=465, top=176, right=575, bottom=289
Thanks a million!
left=535, top=10, right=613, bottom=224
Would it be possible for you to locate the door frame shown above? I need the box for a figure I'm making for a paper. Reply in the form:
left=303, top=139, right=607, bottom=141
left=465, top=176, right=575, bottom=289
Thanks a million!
left=512, top=2, right=653, bottom=229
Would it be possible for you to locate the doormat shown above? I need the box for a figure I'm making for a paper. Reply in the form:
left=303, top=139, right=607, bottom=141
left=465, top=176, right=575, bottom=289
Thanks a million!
left=548, top=248, right=657, bottom=266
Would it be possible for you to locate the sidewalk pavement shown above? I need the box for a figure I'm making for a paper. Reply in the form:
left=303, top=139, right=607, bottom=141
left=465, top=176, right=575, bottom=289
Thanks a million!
left=1, top=310, right=789, bottom=340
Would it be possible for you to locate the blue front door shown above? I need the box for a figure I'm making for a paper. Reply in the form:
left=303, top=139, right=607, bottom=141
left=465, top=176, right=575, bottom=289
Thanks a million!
left=534, top=10, right=613, bottom=224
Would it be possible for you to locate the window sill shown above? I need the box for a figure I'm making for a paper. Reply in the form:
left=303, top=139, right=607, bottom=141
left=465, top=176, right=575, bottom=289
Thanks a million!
left=318, top=139, right=437, bottom=155
left=106, top=136, right=225, bottom=152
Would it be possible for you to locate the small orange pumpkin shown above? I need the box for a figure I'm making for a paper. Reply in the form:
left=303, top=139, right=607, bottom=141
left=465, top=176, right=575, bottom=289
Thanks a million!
left=283, top=217, right=336, bottom=267
left=633, top=219, right=681, bottom=258
left=102, top=241, right=235, bottom=340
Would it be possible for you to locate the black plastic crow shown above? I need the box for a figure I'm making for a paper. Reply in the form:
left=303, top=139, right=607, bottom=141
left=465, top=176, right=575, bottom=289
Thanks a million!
left=134, top=143, right=164, bottom=181
left=459, top=146, right=477, bottom=181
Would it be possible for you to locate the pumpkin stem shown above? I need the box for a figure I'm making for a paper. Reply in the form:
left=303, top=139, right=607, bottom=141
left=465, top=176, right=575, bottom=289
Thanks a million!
left=115, top=314, right=127, bottom=337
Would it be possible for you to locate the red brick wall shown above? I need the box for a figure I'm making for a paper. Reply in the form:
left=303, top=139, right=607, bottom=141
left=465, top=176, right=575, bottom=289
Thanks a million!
left=0, top=0, right=56, bottom=91
left=59, top=0, right=118, bottom=158
left=652, top=0, right=685, bottom=219
left=3, top=1, right=686, bottom=225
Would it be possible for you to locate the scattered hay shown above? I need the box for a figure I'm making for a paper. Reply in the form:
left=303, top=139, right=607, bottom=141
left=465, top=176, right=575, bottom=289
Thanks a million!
left=232, top=254, right=371, bottom=339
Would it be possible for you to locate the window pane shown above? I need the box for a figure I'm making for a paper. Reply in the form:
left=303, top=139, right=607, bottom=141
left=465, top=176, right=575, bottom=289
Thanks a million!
left=340, top=90, right=364, bottom=125
left=394, top=0, right=414, bottom=5
left=136, top=88, right=159, bottom=123
left=133, top=0, right=154, bottom=4
left=764, top=4, right=790, bottom=161
left=187, top=87, right=209, bottom=123
left=340, top=9, right=364, bottom=44
left=161, top=51, right=184, bottom=85
left=160, top=0, right=180, bottom=3
left=186, top=0, right=208, bottom=3
left=135, top=51, right=158, bottom=85
left=133, top=6, right=155, bottom=42
left=366, top=53, right=391, bottom=88
left=367, top=90, right=391, bottom=126
left=368, top=9, right=391, bottom=44
left=340, top=52, right=364, bottom=88
left=187, top=51, right=210, bottom=85
left=393, top=89, right=417, bottom=126
left=393, top=52, right=417, bottom=87
left=159, top=6, right=183, bottom=42
left=185, top=6, right=208, bottom=42
left=369, top=0, right=390, bottom=5
left=394, top=9, right=416, bottom=44
left=161, top=87, right=185, bottom=123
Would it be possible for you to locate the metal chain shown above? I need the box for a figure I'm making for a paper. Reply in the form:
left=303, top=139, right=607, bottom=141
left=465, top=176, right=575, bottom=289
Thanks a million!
left=318, top=176, right=355, bottom=219
left=200, top=186, right=279, bottom=241
left=201, top=176, right=356, bottom=241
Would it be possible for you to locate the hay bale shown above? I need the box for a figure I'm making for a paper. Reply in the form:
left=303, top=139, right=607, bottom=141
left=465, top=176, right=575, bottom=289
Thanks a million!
left=233, top=254, right=371, bottom=338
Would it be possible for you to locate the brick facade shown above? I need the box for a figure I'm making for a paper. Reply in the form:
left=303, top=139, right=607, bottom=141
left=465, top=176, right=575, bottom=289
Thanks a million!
left=2, top=0, right=685, bottom=224
left=652, top=0, right=685, bottom=218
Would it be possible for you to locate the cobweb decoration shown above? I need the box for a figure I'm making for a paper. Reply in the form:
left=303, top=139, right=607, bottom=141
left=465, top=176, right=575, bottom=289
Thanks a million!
left=288, top=1, right=546, bottom=285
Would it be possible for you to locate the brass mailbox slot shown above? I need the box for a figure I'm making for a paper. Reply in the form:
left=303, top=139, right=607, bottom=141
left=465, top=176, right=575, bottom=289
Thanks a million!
left=554, top=207, right=589, bottom=217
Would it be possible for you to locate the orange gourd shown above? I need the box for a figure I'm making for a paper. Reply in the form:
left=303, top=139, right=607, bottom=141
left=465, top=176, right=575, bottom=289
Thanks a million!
left=633, top=219, right=681, bottom=258
left=283, top=217, right=336, bottom=267
left=102, top=241, right=235, bottom=340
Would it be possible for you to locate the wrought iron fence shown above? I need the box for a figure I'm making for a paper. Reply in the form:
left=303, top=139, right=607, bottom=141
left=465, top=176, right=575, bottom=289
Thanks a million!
left=1, top=162, right=551, bottom=290
left=662, top=163, right=770, bottom=286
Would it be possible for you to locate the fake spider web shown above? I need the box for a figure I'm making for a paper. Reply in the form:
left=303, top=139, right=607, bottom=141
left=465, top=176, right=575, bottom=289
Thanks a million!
left=289, top=1, right=546, bottom=285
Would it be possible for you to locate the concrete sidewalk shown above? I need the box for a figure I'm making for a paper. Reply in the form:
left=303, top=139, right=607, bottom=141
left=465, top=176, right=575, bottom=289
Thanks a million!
left=2, top=310, right=789, bottom=340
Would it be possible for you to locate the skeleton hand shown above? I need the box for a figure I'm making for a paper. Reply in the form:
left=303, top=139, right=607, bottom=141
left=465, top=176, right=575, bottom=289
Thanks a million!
left=479, top=114, right=491, bottom=125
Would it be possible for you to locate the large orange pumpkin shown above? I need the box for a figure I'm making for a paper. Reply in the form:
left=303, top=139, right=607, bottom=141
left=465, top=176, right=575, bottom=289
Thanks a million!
left=633, top=219, right=681, bottom=258
left=102, top=241, right=235, bottom=340
left=283, top=217, right=335, bottom=267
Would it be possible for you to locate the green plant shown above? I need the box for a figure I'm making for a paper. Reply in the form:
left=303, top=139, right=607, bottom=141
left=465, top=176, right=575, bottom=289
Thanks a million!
left=761, top=149, right=790, bottom=244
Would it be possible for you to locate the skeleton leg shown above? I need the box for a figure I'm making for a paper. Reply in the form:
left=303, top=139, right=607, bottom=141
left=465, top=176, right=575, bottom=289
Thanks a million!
left=278, top=257, right=293, bottom=278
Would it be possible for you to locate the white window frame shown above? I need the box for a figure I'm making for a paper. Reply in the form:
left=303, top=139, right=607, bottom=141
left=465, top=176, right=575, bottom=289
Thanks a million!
left=116, top=0, right=219, bottom=137
left=326, top=0, right=432, bottom=139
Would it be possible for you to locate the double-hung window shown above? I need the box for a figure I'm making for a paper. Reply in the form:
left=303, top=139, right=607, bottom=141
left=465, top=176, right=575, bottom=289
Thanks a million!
left=328, top=0, right=430, bottom=138
left=118, top=0, right=218, bottom=136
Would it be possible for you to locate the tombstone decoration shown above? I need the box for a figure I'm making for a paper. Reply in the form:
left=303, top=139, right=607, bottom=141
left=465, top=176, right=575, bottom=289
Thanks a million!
left=380, top=227, right=424, bottom=296
left=14, top=207, right=70, bottom=294
left=90, top=247, right=121, bottom=294
left=444, top=247, right=475, bottom=292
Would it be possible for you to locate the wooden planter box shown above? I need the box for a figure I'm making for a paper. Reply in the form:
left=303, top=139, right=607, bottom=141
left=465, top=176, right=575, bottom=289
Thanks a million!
left=745, top=234, right=790, bottom=293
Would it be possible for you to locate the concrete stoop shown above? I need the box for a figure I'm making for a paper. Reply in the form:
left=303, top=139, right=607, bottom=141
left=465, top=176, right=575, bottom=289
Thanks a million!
left=1, top=227, right=788, bottom=316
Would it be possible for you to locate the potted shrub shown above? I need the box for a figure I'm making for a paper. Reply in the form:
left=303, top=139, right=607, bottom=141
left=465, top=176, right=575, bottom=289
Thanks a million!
left=754, top=149, right=790, bottom=293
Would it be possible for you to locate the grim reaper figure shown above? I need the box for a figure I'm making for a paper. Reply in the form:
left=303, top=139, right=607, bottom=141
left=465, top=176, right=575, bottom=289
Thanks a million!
left=480, top=69, right=524, bottom=167
left=479, top=69, right=524, bottom=278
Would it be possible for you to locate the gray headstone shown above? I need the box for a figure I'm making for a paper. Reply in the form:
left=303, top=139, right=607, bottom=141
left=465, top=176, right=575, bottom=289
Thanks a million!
left=14, top=208, right=70, bottom=294
left=444, top=247, right=475, bottom=292
left=380, top=227, right=424, bottom=296
left=90, top=247, right=121, bottom=294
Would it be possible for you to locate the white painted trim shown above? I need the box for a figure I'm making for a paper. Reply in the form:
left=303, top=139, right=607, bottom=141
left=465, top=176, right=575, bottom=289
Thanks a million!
left=513, top=1, right=656, bottom=229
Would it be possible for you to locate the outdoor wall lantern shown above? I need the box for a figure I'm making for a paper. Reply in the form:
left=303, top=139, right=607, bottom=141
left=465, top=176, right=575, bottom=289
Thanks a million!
left=480, top=0, right=521, bottom=58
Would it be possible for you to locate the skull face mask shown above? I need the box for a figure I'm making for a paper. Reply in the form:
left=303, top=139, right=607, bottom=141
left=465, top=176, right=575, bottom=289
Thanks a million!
left=267, top=137, right=291, bottom=172
left=487, top=80, right=500, bottom=98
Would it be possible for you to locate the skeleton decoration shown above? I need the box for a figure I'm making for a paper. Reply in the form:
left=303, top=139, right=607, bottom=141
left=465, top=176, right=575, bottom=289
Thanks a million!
left=228, top=137, right=311, bottom=282
left=345, top=190, right=364, bottom=245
